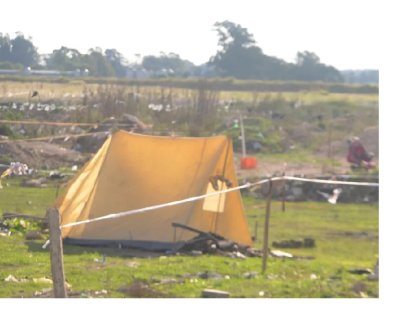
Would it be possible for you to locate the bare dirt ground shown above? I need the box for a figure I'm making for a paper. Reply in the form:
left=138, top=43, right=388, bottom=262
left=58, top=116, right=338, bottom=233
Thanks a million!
left=0, top=141, right=87, bottom=169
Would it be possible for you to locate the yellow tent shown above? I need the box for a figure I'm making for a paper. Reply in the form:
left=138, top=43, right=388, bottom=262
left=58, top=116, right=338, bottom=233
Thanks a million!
left=55, top=130, right=252, bottom=250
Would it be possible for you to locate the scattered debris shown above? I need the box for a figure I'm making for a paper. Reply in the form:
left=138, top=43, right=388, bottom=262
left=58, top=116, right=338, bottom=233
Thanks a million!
left=25, top=231, right=44, bottom=240
left=126, top=261, right=139, bottom=268
left=172, top=222, right=262, bottom=258
left=21, top=178, right=48, bottom=188
left=272, top=238, right=316, bottom=249
left=327, top=231, right=372, bottom=239
left=348, top=268, right=373, bottom=275
left=159, top=278, right=178, bottom=285
left=270, top=250, right=293, bottom=258
left=94, top=289, right=108, bottom=296
left=317, top=188, right=342, bottom=204
left=118, top=280, right=169, bottom=298
left=48, top=171, right=65, bottom=179
left=93, top=255, right=107, bottom=264
left=310, top=273, right=318, bottom=280
left=202, top=289, right=230, bottom=298
left=1, top=161, right=32, bottom=188
left=33, top=277, right=53, bottom=284
left=5, top=275, right=19, bottom=282
left=352, top=281, right=368, bottom=296
left=197, top=271, right=224, bottom=280
left=367, top=259, right=379, bottom=281
left=243, top=272, right=259, bottom=279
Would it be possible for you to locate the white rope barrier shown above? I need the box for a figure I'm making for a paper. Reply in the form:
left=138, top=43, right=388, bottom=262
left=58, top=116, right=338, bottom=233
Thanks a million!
left=283, top=175, right=380, bottom=187
left=60, top=176, right=378, bottom=230
left=60, top=179, right=268, bottom=229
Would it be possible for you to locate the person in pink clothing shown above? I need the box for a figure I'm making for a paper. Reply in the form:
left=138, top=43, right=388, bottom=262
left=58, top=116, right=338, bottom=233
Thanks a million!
left=346, top=137, right=375, bottom=170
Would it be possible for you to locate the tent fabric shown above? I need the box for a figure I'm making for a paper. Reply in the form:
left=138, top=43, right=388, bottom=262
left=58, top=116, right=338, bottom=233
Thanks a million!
left=55, top=130, right=252, bottom=249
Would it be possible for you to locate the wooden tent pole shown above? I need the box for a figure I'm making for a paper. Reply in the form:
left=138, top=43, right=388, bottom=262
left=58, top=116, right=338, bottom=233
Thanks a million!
left=47, top=208, right=67, bottom=298
left=262, top=178, right=273, bottom=274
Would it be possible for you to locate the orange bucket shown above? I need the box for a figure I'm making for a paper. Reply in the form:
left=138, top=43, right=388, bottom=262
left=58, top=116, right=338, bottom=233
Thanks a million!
left=240, top=156, right=257, bottom=169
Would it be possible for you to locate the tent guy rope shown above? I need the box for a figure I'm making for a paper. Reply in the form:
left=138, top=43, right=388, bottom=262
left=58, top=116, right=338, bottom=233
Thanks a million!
left=60, top=176, right=378, bottom=230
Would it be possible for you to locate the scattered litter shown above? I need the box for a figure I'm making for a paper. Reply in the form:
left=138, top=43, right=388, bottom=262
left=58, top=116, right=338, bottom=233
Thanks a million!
left=352, top=281, right=367, bottom=295
left=243, top=271, right=259, bottom=279
left=368, top=260, right=379, bottom=281
left=94, top=289, right=108, bottom=296
left=118, top=280, right=168, bottom=298
left=33, top=277, right=53, bottom=284
left=270, top=250, right=293, bottom=258
left=172, top=222, right=262, bottom=258
left=48, top=171, right=65, bottom=179
left=348, top=268, right=373, bottom=275
left=21, top=178, right=47, bottom=188
left=159, top=278, right=178, bottom=285
left=126, top=261, right=139, bottom=268
left=202, top=289, right=230, bottom=298
left=25, top=231, right=44, bottom=240
left=1, top=162, right=31, bottom=188
left=258, top=291, right=265, bottom=297
left=317, top=188, right=342, bottom=204
left=5, top=275, right=19, bottom=282
left=310, top=273, right=318, bottom=280
left=93, top=255, right=106, bottom=263
left=272, top=238, right=315, bottom=249
left=197, top=271, right=224, bottom=280
left=42, top=239, right=50, bottom=249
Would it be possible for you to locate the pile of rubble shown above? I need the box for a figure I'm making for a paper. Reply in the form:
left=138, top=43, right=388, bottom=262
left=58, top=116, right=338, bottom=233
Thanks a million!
left=245, top=174, right=379, bottom=203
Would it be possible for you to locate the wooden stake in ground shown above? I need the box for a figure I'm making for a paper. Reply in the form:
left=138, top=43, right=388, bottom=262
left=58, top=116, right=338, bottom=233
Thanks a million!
left=46, top=208, right=67, bottom=298
left=262, top=179, right=273, bottom=274
left=281, top=176, right=286, bottom=212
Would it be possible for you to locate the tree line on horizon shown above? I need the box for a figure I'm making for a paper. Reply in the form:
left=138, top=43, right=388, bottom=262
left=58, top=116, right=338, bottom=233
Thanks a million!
left=0, top=21, right=378, bottom=83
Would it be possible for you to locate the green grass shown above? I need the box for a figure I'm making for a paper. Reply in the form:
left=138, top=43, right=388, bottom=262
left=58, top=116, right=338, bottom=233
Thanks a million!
left=0, top=178, right=378, bottom=298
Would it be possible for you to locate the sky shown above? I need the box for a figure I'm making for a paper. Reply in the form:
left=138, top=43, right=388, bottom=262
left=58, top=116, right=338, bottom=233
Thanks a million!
left=1, top=0, right=382, bottom=70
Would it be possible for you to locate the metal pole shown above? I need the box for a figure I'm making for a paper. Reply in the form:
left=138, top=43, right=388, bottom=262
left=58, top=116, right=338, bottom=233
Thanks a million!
left=262, top=179, right=273, bottom=274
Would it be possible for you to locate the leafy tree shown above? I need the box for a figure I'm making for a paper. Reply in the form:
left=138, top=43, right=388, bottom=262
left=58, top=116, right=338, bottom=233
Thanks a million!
left=142, top=52, right=194, bottom=76
left=209, top=20, right=267, bottom=78
left=0, top=33, right=38, bottom=67
left=10, top=33, right=39, bottom=67
left=209, top=21, right=343, bottom=82
left=45, top=46, right=85, bottom=71
left=105, top=49, right=127, bottom=77
left=86, top=48, right=115, bottom=77
left=0, top=34, right=12, bottom=62
left=293, top=51, right=343, bottom=82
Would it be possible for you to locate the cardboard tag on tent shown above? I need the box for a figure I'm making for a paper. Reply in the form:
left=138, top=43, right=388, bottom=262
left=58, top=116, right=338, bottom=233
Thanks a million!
left=202, top=180, right=226, bottom=213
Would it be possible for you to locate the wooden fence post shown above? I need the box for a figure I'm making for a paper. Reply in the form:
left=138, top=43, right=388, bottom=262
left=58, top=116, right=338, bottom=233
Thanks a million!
left=281, top=176, right=286, bottom=212
left=46, top=208, right=67, bottom=298
left=262, top=179, right=273, bottom=274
